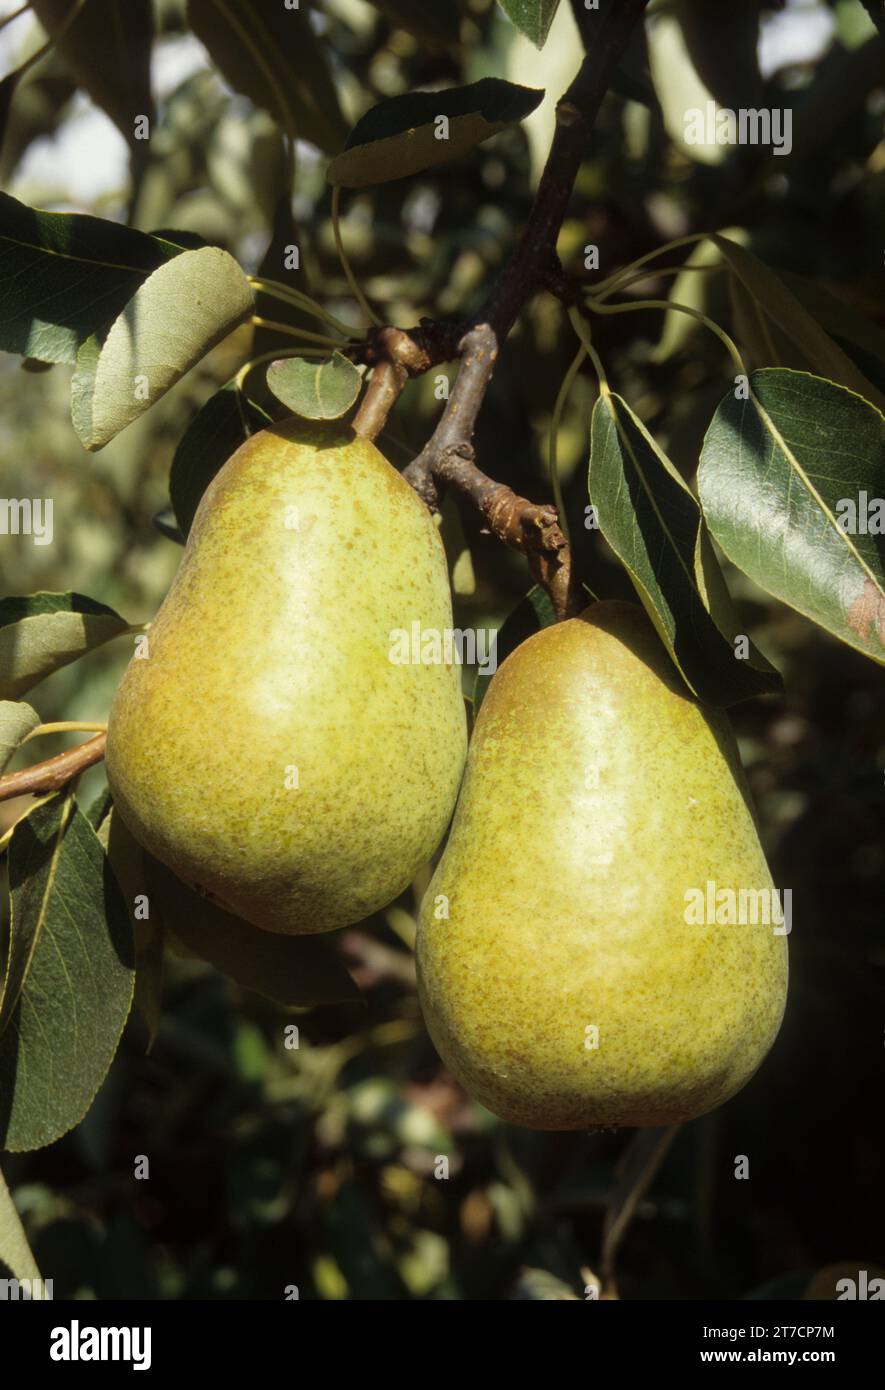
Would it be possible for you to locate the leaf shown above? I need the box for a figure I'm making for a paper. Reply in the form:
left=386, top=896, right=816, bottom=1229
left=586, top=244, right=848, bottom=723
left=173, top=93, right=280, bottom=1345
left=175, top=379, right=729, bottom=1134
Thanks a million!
left=777, top=270, right=885, bottom=381
left=152, top=507, right=185, bottom=546
left=70, top=246, right=255, bottom=451
left=499, top=0, right=562, bottom=49
left=0, top=593, right=129, bottom=700
left=170, top=383, right=271, bottom=537
left=84, top=784, right=112, bottom=832
left=0, top=192, right=189, bottom=365
left=327, top=78, right=544, bottom=188
left=186, top=0, right=347, bottom=155
left=0, top=1166, right=42, bottom=1287
left=146, top=857, right=360, bottom=1008
left=365, top=0, right=461, bottom=48
left=267, top=353, right=362, bottom=420
left=30, top=0, right=154, bottom=149
left=472, top=586, right=556, bottom=716
left=588, top=391, right=780, bottom=705
left=0, top=701, right=40, bottom=773
left=699, top=368, right=885, bottom=665
left=0, top=48, right=76, bottom=185
left=99, top=810, right=162, bottom=1049
left=674, top=1, right=762, bottom=110
left=0, top=792, right=135, bottom=1152
left=713, top=235, right=885, bottom=413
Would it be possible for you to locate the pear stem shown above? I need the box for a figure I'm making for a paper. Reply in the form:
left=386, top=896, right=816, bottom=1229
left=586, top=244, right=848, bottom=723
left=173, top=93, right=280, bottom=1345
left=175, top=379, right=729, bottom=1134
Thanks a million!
left=352, top=357, right=408, bottom=442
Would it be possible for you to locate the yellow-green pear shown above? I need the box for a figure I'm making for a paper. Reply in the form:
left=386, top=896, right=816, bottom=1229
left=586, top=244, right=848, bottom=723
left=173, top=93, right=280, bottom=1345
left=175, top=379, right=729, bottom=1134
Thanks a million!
left=417, top=601, right=787, bottom=1129
left=106, top=421, right=467, bottom=935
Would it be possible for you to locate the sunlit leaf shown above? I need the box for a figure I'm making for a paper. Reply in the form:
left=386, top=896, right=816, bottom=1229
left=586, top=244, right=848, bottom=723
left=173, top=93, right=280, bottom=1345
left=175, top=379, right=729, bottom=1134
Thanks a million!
left=71, top=246, right=255, bottom=451
left=699, top=368, right=885, bottom=665
left=0, top=193, right=189, bottom=365
left=327, top=79, right=543, bottom=187
left=266, top=353, right=362, bottom=420
left=0, top=593, right=129, bottom=700
left=0, top=701, right=40, bottom=773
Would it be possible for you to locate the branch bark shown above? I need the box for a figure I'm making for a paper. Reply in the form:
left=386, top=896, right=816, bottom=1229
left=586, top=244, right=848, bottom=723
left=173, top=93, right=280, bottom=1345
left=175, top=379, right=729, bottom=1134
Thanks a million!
left=397, top=2, right=650, bottom=618
left=0, top=733, right=107, bottom=803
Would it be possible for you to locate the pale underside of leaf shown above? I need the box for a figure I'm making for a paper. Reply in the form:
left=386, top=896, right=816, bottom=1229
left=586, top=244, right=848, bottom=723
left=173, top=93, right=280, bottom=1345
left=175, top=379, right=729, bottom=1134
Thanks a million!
left=72, top=246, right=255, bottom=450
left=0, top=700, right=41, bottom=772
left=0, top=1167, right=42, bottom=1285
left=0, top=610, right=129, bottom=700
left=328, top=111, right=512, bottom=187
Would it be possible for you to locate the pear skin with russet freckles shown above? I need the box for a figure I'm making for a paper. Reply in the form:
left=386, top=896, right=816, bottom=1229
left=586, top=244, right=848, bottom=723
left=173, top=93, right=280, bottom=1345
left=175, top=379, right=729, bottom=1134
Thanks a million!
left=417, top=600, right=787, bottom=1129
left=106, top=420, right=468, bottom=935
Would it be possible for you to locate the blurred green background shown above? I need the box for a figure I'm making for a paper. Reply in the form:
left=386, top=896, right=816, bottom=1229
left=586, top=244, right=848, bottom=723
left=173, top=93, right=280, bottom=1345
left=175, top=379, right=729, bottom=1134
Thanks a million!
left=1, top=0, right=884, bottom=1299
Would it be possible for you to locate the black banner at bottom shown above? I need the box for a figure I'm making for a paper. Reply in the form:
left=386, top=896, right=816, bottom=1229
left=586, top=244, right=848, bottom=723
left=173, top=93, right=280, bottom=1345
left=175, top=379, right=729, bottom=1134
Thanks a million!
left=2, top=1296, right=880, bottom=1373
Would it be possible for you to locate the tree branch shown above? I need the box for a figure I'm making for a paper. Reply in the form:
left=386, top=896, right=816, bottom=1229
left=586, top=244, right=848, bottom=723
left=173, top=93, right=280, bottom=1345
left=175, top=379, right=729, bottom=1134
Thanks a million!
left=0, top=733, right=107, bottom=803
left=396, top=1, right=650, bottom=618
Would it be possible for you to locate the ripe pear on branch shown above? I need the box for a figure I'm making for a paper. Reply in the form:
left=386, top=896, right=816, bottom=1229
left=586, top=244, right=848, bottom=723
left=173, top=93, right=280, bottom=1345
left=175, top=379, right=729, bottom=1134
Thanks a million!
left=106, top=421, right=468, bottom=935
left=417, top=601, right=788, bottom=1130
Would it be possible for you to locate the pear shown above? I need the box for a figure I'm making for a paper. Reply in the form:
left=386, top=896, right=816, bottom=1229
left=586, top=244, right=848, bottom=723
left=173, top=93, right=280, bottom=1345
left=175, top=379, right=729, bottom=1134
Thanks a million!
left=106, top=421, right=467, bottom=935
left=417, top=601, right=787, bottom=1129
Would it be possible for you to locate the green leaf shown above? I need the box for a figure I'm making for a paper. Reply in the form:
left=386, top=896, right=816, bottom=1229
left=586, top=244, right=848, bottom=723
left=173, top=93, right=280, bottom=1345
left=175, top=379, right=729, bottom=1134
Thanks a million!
left=170, top=383, right=271, bottom=537
left=589, top=392, right=780, bottom=705
left=83, top=784, right=112, bottom=832
left=674, top=1, right=762, bottom=110
left=499, top=0, right=562, bottom=49
left=472, top=586, right=556, bottom=716
left=0, top=48, right=76, bottom=185
left=0, top=701, right=40, bottom=773
left=186, top=0, right=348, bottom=155
left=0, top=1166, right=42, bottom=1288
left=777, top=269, right=885, bottom=381
left=266, top=353, right=362, bottom=420
left=0, top=791, right=135, bottom=1152
left=30, top=0, right=154, bottom=149
left=70, top=246, right=255, bottom=451
left=327, top=78, right=544, bottom=187
left=0, top=592, right=130, bottom=700
left=146, top=858, right=360, bottom=1008
left=713, top=235, right=885, bottom=413
left=99, top=810, right=163, bottom=1049
left=365, top=0, right=461, bottom=48
left=0, top=192, right=189, bottom=365
left=699, top=368, right=885, bottom=666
